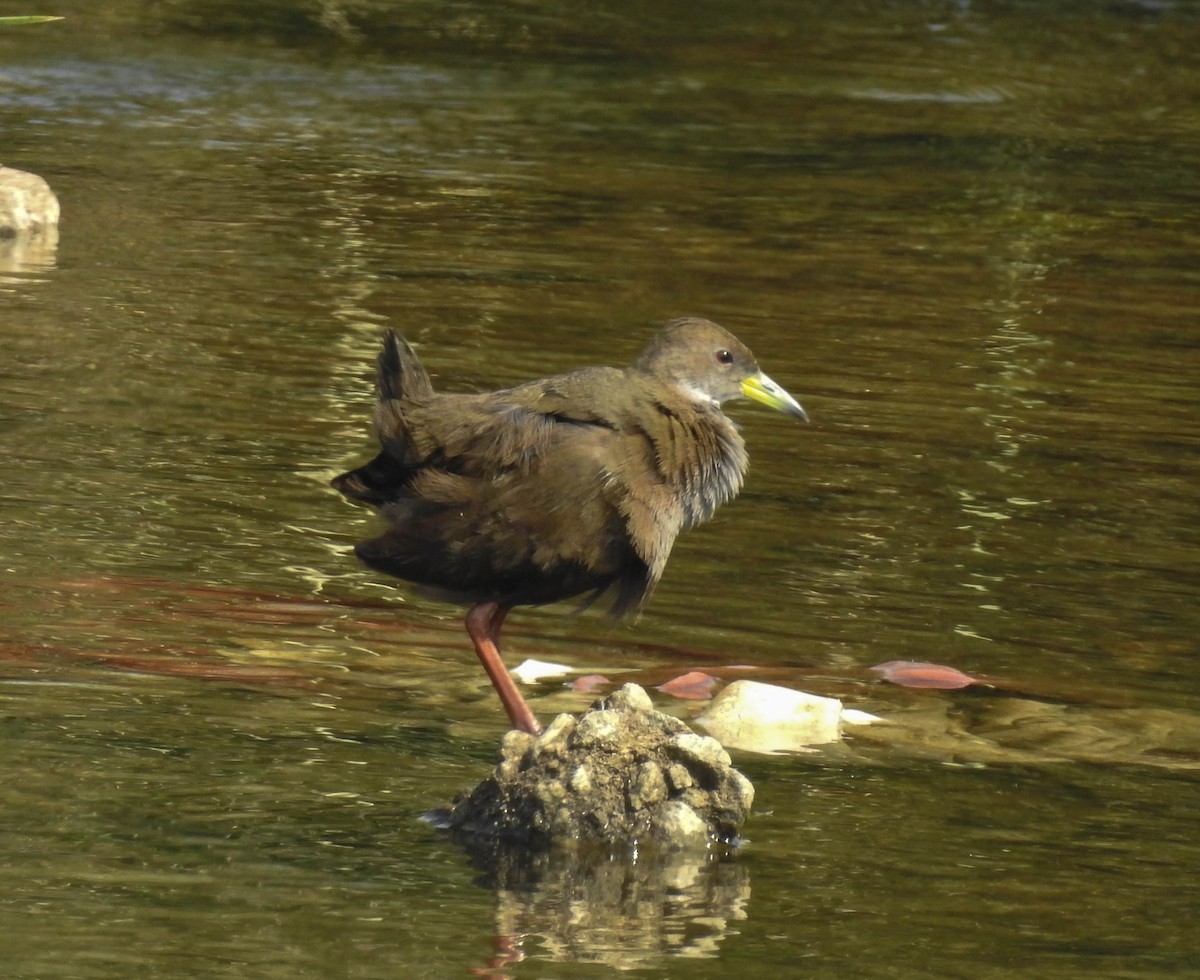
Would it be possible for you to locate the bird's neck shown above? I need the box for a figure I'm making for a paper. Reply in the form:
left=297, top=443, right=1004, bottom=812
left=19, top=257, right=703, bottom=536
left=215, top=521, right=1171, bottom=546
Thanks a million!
left=657, top=408, right=748, bottom=530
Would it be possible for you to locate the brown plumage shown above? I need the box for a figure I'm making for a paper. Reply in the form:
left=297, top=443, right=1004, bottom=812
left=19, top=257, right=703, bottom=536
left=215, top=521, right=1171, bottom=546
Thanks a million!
left=333, top=316, right=806, bottom=734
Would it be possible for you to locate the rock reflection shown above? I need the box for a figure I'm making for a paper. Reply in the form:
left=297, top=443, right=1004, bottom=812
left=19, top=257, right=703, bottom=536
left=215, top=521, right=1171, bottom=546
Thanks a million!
left=458, top=838, right=750, bottom=972
left=0, top=225, right=58, bottom=278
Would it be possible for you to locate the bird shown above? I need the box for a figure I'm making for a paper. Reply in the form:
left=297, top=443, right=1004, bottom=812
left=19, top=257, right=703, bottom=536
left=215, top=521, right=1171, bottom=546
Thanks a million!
left=332, top=316, right=807, bottom=735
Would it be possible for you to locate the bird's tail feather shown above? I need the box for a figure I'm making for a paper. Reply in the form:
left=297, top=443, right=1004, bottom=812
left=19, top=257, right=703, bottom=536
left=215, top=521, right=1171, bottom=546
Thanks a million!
left=377, top=330, right=433, bottom=403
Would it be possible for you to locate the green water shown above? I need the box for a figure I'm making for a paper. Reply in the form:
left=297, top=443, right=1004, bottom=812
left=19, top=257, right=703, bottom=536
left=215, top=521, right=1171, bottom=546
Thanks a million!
left=2, top=2, right=1198, bottom=977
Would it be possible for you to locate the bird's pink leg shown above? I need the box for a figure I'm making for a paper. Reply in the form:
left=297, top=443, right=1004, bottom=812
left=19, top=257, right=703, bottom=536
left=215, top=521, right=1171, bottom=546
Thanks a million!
left=465, top=602, right=542, bottom=735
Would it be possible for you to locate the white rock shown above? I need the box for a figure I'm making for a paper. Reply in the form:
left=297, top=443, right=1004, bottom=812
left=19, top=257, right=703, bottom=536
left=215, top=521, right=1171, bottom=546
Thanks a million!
left=510, top=658, right=572, bottom=683
left=842, top=708, right=884, bottom=726
left=0, top=166, right=60, bottom=235
left=696, top=680, right=845, bottom=753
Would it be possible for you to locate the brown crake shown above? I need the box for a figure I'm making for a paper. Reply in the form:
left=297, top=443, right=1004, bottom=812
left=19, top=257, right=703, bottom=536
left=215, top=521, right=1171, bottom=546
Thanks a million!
left=333, top=317, right=806, bottom=734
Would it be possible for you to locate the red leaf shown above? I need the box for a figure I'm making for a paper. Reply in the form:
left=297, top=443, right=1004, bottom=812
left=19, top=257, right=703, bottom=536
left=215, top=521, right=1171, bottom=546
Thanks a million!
left=656, top=670, right=717, bottom=700
left=871, top=661, right=978, bottom=690
left=571, top=674, right=610, bottom=694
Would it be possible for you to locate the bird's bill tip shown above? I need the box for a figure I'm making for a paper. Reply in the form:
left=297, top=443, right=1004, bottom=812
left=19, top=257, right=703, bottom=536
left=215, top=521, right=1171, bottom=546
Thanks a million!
left=742, top=371, right=809, bottom=421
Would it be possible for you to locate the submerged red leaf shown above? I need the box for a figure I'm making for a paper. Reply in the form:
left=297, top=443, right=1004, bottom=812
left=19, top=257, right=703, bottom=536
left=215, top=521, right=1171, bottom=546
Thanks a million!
left=871, top=661, right=978, bottom=689
left=656, top=670, right=717, bottom=700
left=571, top=674, right=610, bottom=694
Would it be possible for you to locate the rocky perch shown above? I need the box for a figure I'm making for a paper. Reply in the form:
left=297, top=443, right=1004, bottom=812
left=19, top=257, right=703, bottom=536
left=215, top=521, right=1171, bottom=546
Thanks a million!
left=448, top=684, right=754, bottom=849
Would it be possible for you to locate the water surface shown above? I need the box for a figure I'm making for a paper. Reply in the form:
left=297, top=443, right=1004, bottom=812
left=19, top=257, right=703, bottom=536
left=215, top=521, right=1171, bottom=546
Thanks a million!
left=2, top=2, right=1198, bottom=977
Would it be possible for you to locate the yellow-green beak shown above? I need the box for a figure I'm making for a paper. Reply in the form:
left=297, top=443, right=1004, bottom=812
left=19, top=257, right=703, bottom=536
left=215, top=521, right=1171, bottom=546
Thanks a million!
left=742, top=370, right=808, bottom=421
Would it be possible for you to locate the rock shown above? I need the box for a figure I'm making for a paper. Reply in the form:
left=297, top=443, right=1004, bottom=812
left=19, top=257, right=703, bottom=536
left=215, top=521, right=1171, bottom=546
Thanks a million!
left=842, top=707, right=884, bottom=727
left=510, top=658, right=572, bottom=683
left=0, top=166, right=60, bottom=238
left=696, top=679, right=848, bottom=753
left=447, top=683, right=754, bottom=848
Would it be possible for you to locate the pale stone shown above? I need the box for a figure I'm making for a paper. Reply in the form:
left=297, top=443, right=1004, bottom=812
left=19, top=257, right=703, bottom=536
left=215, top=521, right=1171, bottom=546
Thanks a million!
left=535, top=711, right=577, bottom=749
left=569, top=764, right=591, bottom=794
left=670, top=732, right=732, bottom=769
left=603, top=682, right=654, bottom=714
left=630, top=761, right=667, bottom=808
left=842, top=708, right=884, bottom=726
left=697, top=680, right=845, bottom=753
left=572, top=708, right=623, bottom=749
left=646, top=800, right=709, bottom=846
left=0, top=166, right=60, bottom=236
left=511, top=658, right=572, bottom=683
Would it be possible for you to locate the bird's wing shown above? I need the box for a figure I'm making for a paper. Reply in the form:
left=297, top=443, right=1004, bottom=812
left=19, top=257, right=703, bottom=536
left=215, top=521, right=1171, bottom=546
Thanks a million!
left=365, top=368, right=682, bottom=612
left=389, top=367, right=626, bottom=474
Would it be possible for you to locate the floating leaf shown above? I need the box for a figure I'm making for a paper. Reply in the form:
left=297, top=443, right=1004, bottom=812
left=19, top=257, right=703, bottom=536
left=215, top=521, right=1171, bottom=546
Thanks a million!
left=871, top=660, right=978, bottom=689
left=0, top=16, right=65, bottom=25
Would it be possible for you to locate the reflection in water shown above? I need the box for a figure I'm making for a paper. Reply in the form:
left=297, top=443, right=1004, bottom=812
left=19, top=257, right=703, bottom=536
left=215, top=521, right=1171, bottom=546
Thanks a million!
left=0, top=224, right=58, bottom=278
left=457, top=838, right=749, bottom=972
left=951, top=143, right=1059, bottom=646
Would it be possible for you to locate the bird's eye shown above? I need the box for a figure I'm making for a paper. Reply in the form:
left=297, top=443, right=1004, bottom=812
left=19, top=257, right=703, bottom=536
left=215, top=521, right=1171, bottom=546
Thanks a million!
left=715, top=349, right=734, bottom=365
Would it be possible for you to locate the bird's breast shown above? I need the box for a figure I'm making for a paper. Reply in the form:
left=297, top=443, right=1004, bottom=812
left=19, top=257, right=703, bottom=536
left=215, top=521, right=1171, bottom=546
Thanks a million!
left=658, top=413, right=748, bottom=530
